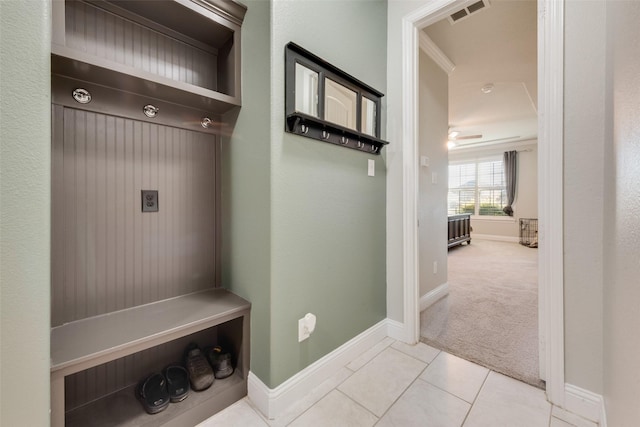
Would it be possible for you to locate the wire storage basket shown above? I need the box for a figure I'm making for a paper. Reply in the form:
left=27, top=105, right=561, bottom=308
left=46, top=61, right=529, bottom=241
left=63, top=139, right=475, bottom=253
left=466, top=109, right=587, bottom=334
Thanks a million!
left=519, top=218, right=538, bottom=248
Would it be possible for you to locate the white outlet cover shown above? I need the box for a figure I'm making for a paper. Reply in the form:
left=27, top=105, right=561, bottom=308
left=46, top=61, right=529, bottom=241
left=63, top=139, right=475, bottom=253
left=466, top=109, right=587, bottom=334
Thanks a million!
left=298, top=317, right=310, bottom=342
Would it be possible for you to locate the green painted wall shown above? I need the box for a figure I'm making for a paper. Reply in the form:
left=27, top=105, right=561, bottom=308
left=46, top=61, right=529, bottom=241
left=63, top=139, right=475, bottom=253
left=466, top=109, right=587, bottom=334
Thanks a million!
left=222, top=0, right=273, bottom=383
left=0, top=1, right=51, bottom=424
left=225, top=0, right=387, bottom=388
left=269, top=0, right=388, bottom=387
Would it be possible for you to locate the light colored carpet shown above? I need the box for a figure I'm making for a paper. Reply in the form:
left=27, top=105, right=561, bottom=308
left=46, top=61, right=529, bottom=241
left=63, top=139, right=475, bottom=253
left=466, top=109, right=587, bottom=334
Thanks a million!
left=420, top=238, right=544, bottom=388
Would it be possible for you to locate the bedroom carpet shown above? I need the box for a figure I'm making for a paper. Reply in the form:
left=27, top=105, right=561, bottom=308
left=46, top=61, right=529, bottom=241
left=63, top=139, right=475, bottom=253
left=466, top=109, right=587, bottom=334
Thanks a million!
left=420, top=238, right=544, bottom=388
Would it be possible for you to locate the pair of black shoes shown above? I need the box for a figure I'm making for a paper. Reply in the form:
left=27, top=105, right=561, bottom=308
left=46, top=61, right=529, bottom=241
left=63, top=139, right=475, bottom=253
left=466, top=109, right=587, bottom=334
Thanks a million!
left=136, top=365, right=190, bottom=415
left=184, top=343, right=235, bottom=392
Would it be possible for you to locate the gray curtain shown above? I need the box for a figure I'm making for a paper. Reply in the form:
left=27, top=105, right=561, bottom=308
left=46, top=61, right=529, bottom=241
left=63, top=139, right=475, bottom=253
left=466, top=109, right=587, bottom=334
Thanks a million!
left=503, top=150, right=517, bottom=216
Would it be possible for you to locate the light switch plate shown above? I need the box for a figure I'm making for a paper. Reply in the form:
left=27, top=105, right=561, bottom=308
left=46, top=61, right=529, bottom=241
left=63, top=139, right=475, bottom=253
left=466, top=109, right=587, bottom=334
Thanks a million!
left=141, top=190, right=158, bottom=212
left=420, top=156, right=430, bottom=167
left=368, top=159, right=375, bottom=177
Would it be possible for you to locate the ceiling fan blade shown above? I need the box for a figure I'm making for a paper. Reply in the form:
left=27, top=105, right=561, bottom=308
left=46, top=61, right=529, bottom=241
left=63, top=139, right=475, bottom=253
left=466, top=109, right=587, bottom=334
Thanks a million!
left=454, top=134, right=483, bottom=140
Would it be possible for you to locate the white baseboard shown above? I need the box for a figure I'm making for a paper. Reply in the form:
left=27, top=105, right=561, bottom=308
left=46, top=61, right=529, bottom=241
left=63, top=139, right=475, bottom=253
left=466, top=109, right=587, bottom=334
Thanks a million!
left=564, top=383, right=605, bottom=424
left=248, top=319, right=392, bottom=419
left=419, top=282, right=449, bottom=312
left=385, top=318, right=405, bottom=341
left=472, top=233, right=520, bottom=243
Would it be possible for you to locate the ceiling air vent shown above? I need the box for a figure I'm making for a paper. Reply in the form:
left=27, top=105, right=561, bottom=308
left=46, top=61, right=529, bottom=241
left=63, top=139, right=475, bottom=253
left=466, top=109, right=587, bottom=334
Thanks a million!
left=448, top=0, right=490, bottom=24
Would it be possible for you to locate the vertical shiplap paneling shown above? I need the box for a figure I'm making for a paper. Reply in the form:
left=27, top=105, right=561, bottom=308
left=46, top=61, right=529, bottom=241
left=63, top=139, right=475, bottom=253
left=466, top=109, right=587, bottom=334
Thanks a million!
left=158, top=124, right=168, bottom=301
left=124, top=119, right=135, bottom=310
left=74, top=109, right=88, bottom=321
left=85, top=111, right=97, bottom=318
left=51, top=105, right=66, bottom=327
left=64, top=1, right=217, bottom=90
left=133, top=120, right=143, bottom=308
left=114, top=117, right=125, bottom=313
left=104, top=115, right=117, bottom=315
left=52, top=107, right=218, bottom=326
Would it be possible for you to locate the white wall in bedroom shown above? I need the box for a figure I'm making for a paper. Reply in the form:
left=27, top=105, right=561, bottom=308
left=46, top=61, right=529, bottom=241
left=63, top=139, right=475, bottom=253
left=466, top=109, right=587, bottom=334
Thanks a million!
left=418, top=50, right=449, bottom=298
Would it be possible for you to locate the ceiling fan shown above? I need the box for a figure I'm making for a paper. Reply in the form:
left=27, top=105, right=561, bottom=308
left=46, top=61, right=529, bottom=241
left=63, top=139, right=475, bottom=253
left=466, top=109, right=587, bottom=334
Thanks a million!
left=448, top=130, right=483, bottom=141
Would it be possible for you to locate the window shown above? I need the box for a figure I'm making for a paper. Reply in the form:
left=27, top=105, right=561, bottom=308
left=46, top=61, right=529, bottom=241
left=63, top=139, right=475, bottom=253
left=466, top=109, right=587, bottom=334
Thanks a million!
left=448, top=158, right=508, bottom=216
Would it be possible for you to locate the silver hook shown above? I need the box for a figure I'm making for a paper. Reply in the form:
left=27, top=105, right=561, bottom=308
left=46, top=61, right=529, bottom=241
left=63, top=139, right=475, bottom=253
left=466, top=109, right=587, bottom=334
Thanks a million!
left=301, top=124, right=309, bottom=134
left=322, top=130, right=331, bottom=140
left=370, top=145, right=378, bottom=153
left=143, top=104, right=159, bottom=118
left=341, top=136, right=349, bottom=145
left=201, top=117, right=213, bottom=128
left=357, top=141, right=363, bottom=149
left=72, top=88, right=91, bottom=104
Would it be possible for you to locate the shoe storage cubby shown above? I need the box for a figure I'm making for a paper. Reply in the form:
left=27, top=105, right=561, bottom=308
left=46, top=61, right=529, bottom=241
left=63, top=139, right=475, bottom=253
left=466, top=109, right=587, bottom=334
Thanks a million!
left=50, top=1, right=249, bottom=425
left=51, top=289, right=251, bottom=426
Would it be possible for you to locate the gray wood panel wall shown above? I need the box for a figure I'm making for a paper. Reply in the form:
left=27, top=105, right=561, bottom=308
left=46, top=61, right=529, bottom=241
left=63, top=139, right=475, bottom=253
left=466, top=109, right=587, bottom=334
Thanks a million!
left=51, top=105, right=219, bottom=327
left=65, top=0, right=218, bottom=91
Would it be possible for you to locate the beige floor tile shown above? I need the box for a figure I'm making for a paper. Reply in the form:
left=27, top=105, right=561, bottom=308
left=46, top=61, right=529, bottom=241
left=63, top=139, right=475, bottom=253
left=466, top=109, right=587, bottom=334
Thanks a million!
left=420, top=351, right=489, bottom=403
left=288, top=390, right=377, bottom=427
left=265, top=367, right=354, bottom=427
left=551, top=406, right=599, bottom=427
left=551, top=417, right=577, bottom=427
left=196, top=398, right=268, bottom=427
left=338, top=347, right=427, bottom=417
left=391, top=341, right=440, bottom=364
left=377, top=379, right=470, bottom=427
left=463, top=371, right=551, bottom=427
left=346, top=337, right=394, bottom=371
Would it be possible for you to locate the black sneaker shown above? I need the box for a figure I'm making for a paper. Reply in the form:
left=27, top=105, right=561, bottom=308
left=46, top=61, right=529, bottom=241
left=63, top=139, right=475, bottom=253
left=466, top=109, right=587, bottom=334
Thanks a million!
left=184, top=344, right=214, bottom=391
left=136, top=372, right=170, bottom=414
left=164, top=365, right=190, bottom=402
left=207, top=346, right=234, bottom=379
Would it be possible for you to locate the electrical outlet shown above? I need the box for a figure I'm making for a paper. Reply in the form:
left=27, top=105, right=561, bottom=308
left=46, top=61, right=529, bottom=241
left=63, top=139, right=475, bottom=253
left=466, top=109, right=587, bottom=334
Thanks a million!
left=298, top=318, right=311, bottom=342
left=141, top=190, right=158, bottom=212
left=298, top=313, right=317, bottom=342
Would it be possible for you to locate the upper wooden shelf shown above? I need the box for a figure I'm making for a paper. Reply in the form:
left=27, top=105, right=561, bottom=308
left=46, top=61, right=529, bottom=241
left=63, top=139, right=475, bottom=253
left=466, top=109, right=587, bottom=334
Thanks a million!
left=50, top=288, right=251, bottom=377
left=51, top=0, right=246, bottom=114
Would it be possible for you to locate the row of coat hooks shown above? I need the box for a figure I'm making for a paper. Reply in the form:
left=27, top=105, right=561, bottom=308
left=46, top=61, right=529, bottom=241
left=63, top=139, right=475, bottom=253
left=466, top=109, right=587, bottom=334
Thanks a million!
left=298, top=123, right=380, bottom=154
left=71, top=87, right=214, bottom=129
left=289, top=114, right=384, bottom=155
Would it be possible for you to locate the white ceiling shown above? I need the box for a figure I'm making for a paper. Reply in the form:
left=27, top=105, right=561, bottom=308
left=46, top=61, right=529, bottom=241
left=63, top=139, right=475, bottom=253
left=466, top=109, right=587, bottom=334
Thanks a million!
left=423, top=0, right=537, bottom=150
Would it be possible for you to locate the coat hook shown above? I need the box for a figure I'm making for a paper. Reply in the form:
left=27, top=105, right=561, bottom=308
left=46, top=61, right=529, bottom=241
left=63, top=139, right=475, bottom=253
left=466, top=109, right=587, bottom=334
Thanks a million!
left=357, top=141, right=363, bottom=149
left=370, top=145, right=378, bottom=153
left=143, top=104, right=159, bottom=118
left=301, top=124, right=309, bottom=134
left=201, top=117, right=213, bottom=128
left=72, top=88, right=91, bottom=104
left=341, top=136, right=349, bottom=145
left=322, top=130, right=330, bottom=140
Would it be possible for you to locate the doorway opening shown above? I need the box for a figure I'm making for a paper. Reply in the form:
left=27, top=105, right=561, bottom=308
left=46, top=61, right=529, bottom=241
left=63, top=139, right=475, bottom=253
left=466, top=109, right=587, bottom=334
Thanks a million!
left=398, top=0, right=565, bottom=405
left=416, top=0, right=542, bottom=388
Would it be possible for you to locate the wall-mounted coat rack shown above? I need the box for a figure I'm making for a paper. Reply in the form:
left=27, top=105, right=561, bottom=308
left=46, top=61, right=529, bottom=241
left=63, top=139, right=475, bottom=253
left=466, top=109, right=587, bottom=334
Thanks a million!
left=285, top=42, right=389, bottom=155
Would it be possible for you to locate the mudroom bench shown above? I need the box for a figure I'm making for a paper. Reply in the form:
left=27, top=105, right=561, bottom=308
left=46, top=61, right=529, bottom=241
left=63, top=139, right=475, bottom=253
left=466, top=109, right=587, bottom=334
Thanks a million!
left=50, top=289, right=250, bottom=427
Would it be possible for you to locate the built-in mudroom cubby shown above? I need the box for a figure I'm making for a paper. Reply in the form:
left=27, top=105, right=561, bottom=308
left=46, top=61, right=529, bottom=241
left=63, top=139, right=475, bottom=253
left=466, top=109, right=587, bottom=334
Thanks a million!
left=50, top=1, right=249, bottom=426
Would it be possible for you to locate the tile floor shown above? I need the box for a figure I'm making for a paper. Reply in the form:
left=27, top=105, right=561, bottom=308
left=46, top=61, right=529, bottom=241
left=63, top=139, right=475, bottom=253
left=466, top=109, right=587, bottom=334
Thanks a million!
left=197, top=337, right=597, bottom=427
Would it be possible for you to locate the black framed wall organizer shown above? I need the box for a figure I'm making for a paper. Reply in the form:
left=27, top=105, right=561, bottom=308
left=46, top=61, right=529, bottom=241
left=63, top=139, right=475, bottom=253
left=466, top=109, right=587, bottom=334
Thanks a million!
left=285, top=42, right=389, bottom=155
